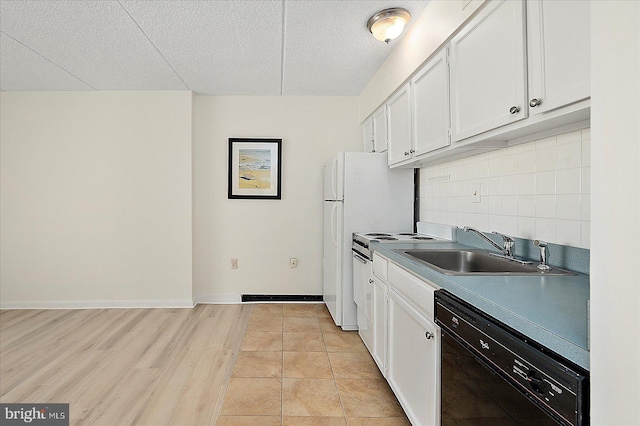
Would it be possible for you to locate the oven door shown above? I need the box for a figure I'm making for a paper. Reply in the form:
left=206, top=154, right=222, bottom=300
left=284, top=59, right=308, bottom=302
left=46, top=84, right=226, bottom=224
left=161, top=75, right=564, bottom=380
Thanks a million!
left=352, top=250, right=374, bottom=350
left=352, top=250, right=369, bottom=309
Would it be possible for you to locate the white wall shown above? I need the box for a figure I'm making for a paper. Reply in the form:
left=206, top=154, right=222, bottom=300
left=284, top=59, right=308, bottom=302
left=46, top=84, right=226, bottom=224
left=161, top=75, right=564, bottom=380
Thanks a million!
left=0, top=91, right=194, bottom=308
left=359, top=0, right=485, bottom=122
left=194, top=96, right=359, bottom=302
left=420, top=128, right=590, bottom=248
left=590, top=1, right=640, bottom=423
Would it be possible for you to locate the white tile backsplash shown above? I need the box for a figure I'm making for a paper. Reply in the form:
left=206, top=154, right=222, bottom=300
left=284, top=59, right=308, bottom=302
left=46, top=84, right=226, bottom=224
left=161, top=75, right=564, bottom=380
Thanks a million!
left=535, top=218, right=557, bottom=242
left=420, top=129, right=591, bottom=248
left=517, top=173, right=535, bottom=195
left=557, top=141, right=582, bottom=169
left=535, top=146, right=557, bottom=171
left=517, top=217, right=536, bottom=240
left=517, top=150, right=536, bottom=173
left=557, top=195, right=582, bottom=220
left=557, top=219, right=582, bottom=247
left=502, top=176, right=518, bottom=196
left=535, top=195, right=557, bottom=218
left=556, top=168, right=581, bottom=194
left=535, top=171, right=556, bottom=194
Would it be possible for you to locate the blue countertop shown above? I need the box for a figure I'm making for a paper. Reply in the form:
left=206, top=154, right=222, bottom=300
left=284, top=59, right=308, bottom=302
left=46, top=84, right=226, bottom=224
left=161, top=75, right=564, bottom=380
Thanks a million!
left=371, top=240, right=590, bottom=371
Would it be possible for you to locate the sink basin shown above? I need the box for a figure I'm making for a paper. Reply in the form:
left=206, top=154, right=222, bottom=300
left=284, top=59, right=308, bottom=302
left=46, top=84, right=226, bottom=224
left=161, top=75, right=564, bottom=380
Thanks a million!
left=396, top=249, right=575, bottom=276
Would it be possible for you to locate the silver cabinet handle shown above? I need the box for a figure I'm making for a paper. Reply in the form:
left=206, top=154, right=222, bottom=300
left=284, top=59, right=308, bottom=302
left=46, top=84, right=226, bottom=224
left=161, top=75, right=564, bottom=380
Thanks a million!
left=509, top=106, right=521, bottom=114
left=529, top=98, right=542, bottom=107
left=425, top=331, right=434, bottom=340
left=369, top=279, right=374, bottom=283
left=404, top=151, right=410, bottom=156
left=409, top=149, right=415, bottom=154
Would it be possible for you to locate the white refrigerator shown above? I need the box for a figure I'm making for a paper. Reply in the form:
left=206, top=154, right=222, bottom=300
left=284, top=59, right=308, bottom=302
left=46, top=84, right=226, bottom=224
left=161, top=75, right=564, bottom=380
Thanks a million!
left=323, top=152, right=414, bottom=330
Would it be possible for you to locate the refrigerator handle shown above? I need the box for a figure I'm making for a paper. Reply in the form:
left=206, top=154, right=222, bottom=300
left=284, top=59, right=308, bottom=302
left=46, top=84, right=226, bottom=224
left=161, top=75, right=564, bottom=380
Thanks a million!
left=332, top=157, right=338, bottom=199
left=331, top=203, right=338, bottom=248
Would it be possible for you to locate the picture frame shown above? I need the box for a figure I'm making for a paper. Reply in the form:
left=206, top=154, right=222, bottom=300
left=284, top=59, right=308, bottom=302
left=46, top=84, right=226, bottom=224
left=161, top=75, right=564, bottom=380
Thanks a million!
left=228, top=138, right=282, bottom=200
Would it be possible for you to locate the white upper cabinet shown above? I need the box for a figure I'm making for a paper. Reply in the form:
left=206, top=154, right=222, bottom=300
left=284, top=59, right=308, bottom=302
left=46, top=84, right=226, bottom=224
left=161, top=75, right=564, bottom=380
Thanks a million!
left=372, top=106, right=388, bottom=153
left=362, top=105, right=388, bottom=153
left=380, top=0, right=590, bottom=167
left=386, top=83, right=413, bottom=166
left=527, top=0, right=591, bottom=115
left=361, top=116, right=374, bottom=153
left=412, top=49, right=451, bottom=156
left=450, top=0, right=527, bottom=142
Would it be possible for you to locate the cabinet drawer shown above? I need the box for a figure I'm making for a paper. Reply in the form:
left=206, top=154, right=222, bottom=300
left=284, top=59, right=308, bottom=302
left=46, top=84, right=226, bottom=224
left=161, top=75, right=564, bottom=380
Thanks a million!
left=388, top=262, right=439, bottom=319
left=373, top=253, right=388, bottom=280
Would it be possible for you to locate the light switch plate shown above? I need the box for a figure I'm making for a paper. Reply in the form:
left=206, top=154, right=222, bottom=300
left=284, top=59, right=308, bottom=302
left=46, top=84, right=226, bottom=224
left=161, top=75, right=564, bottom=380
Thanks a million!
left=471, top=183, right=481, bottom=203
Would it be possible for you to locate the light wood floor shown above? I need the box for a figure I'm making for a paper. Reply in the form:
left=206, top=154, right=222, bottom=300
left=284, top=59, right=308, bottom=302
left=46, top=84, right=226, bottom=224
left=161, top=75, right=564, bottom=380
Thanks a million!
left=0, top=304, right=252, bottom=425
left=1, top=304, right=409, bottom=425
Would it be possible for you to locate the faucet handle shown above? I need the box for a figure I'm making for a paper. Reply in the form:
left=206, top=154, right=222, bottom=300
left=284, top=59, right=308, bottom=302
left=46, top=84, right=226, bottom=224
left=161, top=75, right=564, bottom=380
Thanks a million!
left=492, top=231, right=515, bottom=256
left=492, top=231, right=514, bottom=243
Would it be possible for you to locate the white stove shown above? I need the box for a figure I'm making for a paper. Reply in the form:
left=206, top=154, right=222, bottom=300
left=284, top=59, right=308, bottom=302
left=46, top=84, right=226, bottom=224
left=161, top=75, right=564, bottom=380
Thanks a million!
left=352, top=223, right=456, bottom=260
left=352, top=232, right=439, bottom=260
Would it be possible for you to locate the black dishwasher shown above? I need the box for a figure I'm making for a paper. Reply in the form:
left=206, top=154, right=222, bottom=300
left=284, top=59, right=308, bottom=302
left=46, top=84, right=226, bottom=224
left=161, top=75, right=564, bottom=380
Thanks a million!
left=434, top=290, right=589, bottom=426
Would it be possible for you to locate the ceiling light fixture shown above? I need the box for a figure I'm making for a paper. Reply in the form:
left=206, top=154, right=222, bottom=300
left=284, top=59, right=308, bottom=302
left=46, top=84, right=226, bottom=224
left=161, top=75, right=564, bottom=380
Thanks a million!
left=367, top=7, right=411, bottom=44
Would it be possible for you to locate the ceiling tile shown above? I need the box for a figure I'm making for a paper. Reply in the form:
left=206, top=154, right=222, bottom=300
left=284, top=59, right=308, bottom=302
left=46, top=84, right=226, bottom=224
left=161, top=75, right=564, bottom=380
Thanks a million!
left=0, top=33, right=93, bottom=91
left=122, top=0, right=283, bottom=95
left=282, top=0, right=429, bottom=95
left=0, top=0, right=430, bottom=95
left=0, top=0, right=186, bottom=90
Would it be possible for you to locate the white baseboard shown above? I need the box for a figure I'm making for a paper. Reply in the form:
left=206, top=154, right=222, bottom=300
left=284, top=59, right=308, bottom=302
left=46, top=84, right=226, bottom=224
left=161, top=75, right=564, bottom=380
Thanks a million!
left=196, top=294, right=242, bottom=304
left=0, top=299, right=196, bottom=310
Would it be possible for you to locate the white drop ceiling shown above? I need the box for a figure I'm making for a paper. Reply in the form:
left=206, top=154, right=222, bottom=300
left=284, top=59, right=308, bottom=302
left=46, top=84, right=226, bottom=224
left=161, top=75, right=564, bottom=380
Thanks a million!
left=0, top=0, right=429, bottom=95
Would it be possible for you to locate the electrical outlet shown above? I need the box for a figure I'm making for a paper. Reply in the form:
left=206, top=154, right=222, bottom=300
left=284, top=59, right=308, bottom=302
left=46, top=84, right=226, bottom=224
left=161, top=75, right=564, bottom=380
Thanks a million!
left=289, top=258, right=298, bottom=268
left=231, top=258, right=238, bottom=269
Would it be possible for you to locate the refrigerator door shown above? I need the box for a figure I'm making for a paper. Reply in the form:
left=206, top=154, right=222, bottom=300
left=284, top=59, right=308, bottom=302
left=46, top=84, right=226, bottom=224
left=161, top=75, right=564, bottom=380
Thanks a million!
left=323, top=153, right=344, bottom=201
left=323, top=200, right=343, bottom=325
left=342, top=153, right=413, bottom=234
left=323, top=152, right=413, bottom=331
left=340, top=153, right=414, bottom=330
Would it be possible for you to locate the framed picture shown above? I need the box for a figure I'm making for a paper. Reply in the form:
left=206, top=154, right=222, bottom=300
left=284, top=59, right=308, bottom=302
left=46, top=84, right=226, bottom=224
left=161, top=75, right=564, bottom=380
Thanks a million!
left=228, top=138, right=282, bottom=199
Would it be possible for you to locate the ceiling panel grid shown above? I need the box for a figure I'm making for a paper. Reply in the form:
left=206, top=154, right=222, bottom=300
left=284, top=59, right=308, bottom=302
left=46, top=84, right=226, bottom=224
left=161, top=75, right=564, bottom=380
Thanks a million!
left=0, top=0, right=429, bottom=95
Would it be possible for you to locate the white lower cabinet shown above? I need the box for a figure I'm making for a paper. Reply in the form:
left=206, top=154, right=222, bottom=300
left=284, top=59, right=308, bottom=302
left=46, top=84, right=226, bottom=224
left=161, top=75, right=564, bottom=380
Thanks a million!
left=366, top=254, right=441, bottom=426
left=372, top=276, right=388, bottom=374
left=387, top=289, right=440, bottom=426
left=360, top=272, right=374, bottom=352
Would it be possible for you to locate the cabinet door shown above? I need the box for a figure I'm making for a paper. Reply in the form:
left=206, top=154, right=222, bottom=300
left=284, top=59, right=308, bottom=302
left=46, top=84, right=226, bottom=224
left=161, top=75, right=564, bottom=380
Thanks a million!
left=372, top=106, right=388, bottom=153
left=387, top=289, right=440, bottom=426
left=362, top=272, right=375, bottom=354
left=412, top=49, right=451, bottom=156
left=527, top=0, right=590, bottom=115
left=450, top=0, right=527, bottom=142
left=386, top=83, right=413, bottom=166
left=362, top=117, right=374, bottom=153
left=372, top=277, right=388, bottom=375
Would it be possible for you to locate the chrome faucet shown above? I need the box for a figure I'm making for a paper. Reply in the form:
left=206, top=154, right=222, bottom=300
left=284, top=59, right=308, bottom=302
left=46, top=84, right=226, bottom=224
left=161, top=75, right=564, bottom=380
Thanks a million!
left=463, top=227, right=515, bottom=258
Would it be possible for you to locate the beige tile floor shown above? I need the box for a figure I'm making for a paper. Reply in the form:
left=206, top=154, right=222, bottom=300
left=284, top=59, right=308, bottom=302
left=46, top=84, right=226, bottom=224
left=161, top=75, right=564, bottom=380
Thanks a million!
left=217, top=303, right=410, bottom=426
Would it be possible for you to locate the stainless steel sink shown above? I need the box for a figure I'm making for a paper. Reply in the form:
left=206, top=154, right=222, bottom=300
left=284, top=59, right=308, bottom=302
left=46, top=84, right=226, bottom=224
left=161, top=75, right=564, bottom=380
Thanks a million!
left=396, top=249, right=575, bottom=276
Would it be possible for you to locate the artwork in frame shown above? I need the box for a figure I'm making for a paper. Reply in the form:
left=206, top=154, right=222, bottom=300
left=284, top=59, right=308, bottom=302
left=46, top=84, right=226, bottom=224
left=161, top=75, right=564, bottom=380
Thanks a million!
left=228, top=138, right=282, bottom=199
